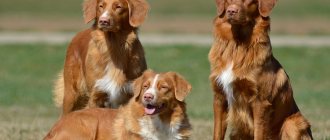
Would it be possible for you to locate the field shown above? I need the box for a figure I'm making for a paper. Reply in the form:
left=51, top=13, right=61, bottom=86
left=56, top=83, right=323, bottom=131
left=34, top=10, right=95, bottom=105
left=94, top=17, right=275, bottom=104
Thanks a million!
left=0, top=44, right=329, bottom=139
left=1, top=0, right=330, bottom=34
left=0, top=0, right=329, bottom=139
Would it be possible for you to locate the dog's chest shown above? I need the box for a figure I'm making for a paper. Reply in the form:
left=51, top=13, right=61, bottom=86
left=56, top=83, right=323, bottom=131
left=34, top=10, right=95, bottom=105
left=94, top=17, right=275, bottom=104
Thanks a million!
left=216, top=62, right=236, bottom=106
left=215, top=62, right=255, bottom=133
left=94, top=64, right=131, bottom=108
left=138, top=116, right=182, bottom=140
left=88, top=37, right=133, bottom=108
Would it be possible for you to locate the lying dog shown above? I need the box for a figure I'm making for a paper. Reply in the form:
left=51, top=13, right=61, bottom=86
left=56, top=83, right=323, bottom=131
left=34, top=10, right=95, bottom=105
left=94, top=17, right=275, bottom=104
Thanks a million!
left=209, top=0, right=313, bottom=139
left=45, top=70, right=192, bottom=140
left=53, top=0, right=149, bottom=115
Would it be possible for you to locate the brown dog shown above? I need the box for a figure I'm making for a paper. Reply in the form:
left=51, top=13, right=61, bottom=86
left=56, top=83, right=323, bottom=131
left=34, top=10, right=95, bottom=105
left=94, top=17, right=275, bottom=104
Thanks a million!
left=53, top=0, right=149, bottom=115
left=45, top=70, right=192, bottom=140
left=209, top=0, right=313, bottom=139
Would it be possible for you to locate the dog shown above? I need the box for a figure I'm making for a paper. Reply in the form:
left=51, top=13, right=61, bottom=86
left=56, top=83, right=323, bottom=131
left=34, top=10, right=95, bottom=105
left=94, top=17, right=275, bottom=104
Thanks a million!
left=53, top=0, right=149, bottom=115
left=209, top=0, right=313, bottom=139
left=44, top=70, right=192, bottom=140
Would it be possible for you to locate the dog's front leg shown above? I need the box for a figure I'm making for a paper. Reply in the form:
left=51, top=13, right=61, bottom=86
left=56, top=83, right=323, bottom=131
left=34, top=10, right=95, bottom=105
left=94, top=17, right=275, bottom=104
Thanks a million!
left=86, top=90, right=108, bottom=108
left=252, top=99, right=272, bottom=140
left=211, top=76, right=228, bottom=140
left=213, top=93, right=228, bottom=140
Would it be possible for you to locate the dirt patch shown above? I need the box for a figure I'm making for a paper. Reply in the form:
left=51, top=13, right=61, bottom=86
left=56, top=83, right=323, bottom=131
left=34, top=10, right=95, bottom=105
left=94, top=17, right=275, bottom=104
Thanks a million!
left=0, top=16, right=87, bottom=32
left=2, top=15, right=330, bottom=35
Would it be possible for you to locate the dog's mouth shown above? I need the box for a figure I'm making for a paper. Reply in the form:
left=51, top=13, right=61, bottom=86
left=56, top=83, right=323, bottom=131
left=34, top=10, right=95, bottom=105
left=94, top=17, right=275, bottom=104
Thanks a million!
left=98, top=23, right=118, bottom=32
left=227, top=17, right=242, bottom=24
left=227, top=15, right=250, bottom=25
left=144, top=103, right=165, bottom=115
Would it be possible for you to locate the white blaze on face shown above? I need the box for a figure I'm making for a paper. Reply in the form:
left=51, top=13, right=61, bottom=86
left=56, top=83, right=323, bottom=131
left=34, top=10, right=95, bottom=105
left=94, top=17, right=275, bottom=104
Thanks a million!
left=100, top=11, right=109, bottom=19
left=145, top=74, right=159, bottom=97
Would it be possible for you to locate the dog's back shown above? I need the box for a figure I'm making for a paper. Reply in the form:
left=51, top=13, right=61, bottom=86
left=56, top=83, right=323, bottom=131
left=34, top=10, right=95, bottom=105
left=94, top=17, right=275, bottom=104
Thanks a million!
left=44, top=108, right=118, bottom=140
left=53, top=29, right=93, bottom=109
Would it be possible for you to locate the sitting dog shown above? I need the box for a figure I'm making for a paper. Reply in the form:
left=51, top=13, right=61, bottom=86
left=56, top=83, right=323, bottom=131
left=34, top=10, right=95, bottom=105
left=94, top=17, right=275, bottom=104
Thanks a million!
left=45, top=70, right=192, bottom=140
left=209, top=0, right=313, bottom=139
left=53, top=0, right=149, bottom=115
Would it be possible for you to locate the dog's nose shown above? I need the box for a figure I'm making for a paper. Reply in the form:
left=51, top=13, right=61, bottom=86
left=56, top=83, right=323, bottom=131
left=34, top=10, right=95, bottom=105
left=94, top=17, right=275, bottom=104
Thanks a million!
left=226, top=5, right=239, bottom=16
left=99, top=17, right=110, bottom=26
left=143, top=93, right=154, bottom=102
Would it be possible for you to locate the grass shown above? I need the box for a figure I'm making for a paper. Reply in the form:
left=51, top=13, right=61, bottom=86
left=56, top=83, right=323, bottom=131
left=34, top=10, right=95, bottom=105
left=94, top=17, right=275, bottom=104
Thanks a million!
left=1, top=0, right=329, bottom=18
left=0, top=43, right=329, bottom=139
left=1, top=0, right=330, bottom=34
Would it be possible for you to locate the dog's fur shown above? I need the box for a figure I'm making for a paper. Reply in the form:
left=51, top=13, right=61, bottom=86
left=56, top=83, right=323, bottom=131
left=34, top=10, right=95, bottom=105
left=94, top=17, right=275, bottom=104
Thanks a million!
left=209, top=0, right=313, bottom=139
left=53, top=0, right=149, bottom=115
left=45, top=70, right=192, bottom=140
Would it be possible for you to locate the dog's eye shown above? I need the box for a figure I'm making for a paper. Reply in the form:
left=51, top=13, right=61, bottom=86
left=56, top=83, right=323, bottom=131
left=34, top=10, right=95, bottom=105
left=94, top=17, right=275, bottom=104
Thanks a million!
left=143, top=84, right=149, bottom=89
left=116, top=5, right=122, bottom=9
left=160, top=85, right=168, bottom=90
left=99, top=5, right=104, bottom=8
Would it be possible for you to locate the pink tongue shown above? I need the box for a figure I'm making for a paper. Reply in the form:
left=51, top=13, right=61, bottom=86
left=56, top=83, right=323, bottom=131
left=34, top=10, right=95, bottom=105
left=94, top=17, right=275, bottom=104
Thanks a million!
left=144, top=107, right=156, bottom=115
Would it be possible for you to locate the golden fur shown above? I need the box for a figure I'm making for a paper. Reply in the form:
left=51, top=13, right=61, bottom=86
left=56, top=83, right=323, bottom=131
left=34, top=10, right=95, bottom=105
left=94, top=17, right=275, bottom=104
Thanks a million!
left=53, top=0, right=149, bottom=115
left=45, top=70, right=192, bottom=140
left=209, top=0, right=313, bottom=139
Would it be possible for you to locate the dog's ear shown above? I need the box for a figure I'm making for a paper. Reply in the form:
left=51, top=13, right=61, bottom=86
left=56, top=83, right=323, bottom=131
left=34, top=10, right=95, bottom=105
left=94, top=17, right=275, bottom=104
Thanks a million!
left=167, top=72, right=192, bottom=102
left=126, top=0, right=149, bottom=27
left=133, top=70, right=154, bottom=101
left=215, top=0, right=225, bottom=16
left=258, top=0, right=277, bottom=17
left=83, top=0, right=98, bottom=24
left=133, top=75, right=143, bottom=101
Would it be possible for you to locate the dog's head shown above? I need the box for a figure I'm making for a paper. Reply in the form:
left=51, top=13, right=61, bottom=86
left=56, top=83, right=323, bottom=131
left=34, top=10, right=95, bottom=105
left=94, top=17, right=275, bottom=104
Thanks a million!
left=83, top=0, right=149, bottom=32
left=133, top=70, right=192, bottom=115
left=215, top=0, right=277, bottom=25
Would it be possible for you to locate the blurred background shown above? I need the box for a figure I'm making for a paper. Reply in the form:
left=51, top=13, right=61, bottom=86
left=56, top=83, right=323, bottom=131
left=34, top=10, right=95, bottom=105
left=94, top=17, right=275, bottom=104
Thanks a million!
left=0, top=0, right=329, bottom=139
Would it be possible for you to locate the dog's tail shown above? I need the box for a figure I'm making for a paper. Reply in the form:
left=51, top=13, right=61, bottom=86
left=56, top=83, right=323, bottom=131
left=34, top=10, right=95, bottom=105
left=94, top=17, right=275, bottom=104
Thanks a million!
left=53, top=71, right=64, bottom=108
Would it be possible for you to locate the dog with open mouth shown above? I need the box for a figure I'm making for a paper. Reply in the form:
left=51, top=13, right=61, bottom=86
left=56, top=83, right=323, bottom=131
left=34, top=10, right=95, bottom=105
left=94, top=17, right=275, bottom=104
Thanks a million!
left=44, top=70, right=192, bottom=140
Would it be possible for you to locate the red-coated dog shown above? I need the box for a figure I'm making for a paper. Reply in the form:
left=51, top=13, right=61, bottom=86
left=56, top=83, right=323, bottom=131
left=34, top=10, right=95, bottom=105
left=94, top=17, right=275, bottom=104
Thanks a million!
left=209, top=0, right=313, bottom=139
left=45, top=70, right=192, bottom=140
left=53, top=0, right=149, bottom=115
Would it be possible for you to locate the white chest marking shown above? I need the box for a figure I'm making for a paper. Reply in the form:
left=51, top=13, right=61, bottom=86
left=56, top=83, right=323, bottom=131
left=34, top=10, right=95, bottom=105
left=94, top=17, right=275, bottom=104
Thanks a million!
left=216, top=62, right=235, bottom=106
left=145, top=74, right=159, bottom=97
left=94, top=65, right=124, bottom=108
left=138, top=115, right=182, bottom=140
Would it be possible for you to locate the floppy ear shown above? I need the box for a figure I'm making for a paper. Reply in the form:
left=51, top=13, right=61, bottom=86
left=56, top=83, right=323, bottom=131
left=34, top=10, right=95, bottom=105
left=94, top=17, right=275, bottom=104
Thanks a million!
left=168, top=72, right=192, bottom=102
left=83, top=0, right=98, bottom=24
left=133, top=70, right=154, bottom=101
left=215, top=0, right=225, bottom=16
left=258, top=0, right=277, bottom=17
left=126, top=0, right=150, bottom=27
left=133, top=74, right=143, bottom=101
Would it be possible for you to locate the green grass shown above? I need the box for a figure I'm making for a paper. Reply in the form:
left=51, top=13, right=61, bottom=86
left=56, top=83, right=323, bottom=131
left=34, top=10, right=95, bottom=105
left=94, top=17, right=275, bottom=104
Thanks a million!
left=0, top=44, right=65, bottom=107
left=1, top=0, right=329, bottom=34
left=1, top=0, right=329, bottom=18
left=0, top=44, right=329, bottom=139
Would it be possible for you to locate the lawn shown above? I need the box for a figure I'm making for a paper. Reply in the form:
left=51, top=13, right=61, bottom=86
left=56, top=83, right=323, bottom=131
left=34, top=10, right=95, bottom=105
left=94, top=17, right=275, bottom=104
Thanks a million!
left=1, top=0, right=329, bottom=18
left=0, top=44, right=329, bottom=139
left=1, top=0, right=330, bottom=34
